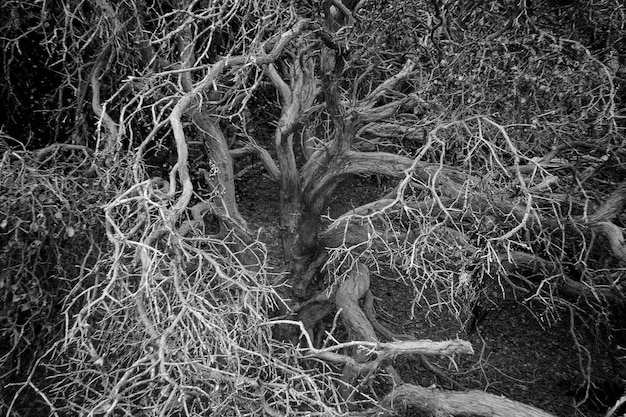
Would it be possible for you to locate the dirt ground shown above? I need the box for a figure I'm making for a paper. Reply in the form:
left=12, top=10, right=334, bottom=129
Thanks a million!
left=370, top=274, right=622, bottom=417
left=237, top=167, right=625, bottom=417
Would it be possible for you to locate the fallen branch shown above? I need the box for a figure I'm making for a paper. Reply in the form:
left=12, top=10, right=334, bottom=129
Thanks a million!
left=353, top=384, right=558, bottom=417
left=363, top=291, right=467, bottom=391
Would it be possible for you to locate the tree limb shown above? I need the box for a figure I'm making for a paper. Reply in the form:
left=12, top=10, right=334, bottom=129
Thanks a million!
left=230, top=143, right=281, bottom=181
left=362, top=60, right=417, bottom=108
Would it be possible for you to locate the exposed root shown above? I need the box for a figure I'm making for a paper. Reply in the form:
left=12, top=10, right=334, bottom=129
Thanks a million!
left=334, top=263, right=473, bottom=402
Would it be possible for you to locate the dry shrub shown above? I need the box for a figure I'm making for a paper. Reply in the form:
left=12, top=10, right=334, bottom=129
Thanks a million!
left=0, top=143, right=110, bottom=412
left=14, top=152, right=347, bottom=416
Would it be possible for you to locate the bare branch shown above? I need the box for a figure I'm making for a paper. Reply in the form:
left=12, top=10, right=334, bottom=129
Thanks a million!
left=362, top=59, right=416, bottom=108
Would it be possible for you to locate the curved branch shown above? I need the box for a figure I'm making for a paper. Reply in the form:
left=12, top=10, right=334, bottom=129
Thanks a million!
left=230, top=143, right=280, bottom=181
left=168, top=103, right=194, bottom=220
left=162, top=20, right=315, bottom=223
left=362, top=60, right=416, bottom=108
left=91, top=46, right=119, bottom=154
left=172, top=19, right=314, bottom=118
left=352, top=94, right=423, bottom=125
left=302, top=150, right=467, bottom=214
left=265, top=63, right=291, bottom=106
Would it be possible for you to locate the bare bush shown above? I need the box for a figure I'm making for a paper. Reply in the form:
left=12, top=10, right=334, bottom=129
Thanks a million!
left=1, top=0, right=625, bottom=416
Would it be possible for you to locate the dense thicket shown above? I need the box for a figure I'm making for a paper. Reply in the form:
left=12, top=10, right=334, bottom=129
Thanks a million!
left=1, top=1, right=625, bottom=416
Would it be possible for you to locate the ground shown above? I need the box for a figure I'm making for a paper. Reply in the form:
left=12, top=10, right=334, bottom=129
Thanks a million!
left=237, top=164, right=624, bottom=417
left=373, top=275, right=619, bottom=417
